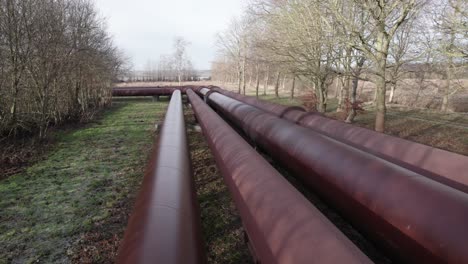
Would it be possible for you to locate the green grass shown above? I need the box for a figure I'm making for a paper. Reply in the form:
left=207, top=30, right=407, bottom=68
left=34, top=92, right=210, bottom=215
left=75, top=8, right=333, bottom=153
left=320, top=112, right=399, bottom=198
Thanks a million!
left=0, top=97, right=167, bottom=263
left=256, top=94, right=340, bottom=113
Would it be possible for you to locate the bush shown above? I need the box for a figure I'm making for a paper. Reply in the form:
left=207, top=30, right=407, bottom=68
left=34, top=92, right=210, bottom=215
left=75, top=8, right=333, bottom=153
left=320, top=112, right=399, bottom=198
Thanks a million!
left=0, top=0, right=124, bottom=139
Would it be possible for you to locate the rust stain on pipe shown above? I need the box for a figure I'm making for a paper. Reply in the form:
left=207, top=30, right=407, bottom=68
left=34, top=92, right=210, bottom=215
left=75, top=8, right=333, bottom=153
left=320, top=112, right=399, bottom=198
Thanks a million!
left=116, top=90, right=205, bottom=264
left=205, top=91, right=468, bottom=264
left=187, top=89, right=372, bottom=264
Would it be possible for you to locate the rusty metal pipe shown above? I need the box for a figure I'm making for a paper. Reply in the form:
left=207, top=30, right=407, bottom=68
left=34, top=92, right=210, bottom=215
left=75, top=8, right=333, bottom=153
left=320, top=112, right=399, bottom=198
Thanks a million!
left=198, top=87, right=306, bottom=117
left=187, top=89, right=372, bottom=264
left=112, top=86, right=201, bottom=96
left=113, top=87, right=178, bottom=96
left=204, top=91, right=468, bottom=264
left=203, top=87, right=468, bottom=193
left=116, top=90, right=205, bottom=264
left=291, top=112, right=468, bottom=193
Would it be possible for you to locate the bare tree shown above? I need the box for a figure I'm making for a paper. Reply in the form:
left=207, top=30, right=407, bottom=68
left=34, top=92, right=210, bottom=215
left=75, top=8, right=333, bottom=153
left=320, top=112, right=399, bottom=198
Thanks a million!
left=331, top=0, right=424, bottom=132
left=213, top=0, right=466, bottom=121
left=172, top=37, right=191, bottom=85
left=0, top=0, right=124, bottom=138
left=431, top=0, right=467, bottom=111
left=216, top=18, right=250, bottom=94
left=345, top=55, right=367, bottom=123
left=250, top=0, right=339, bottom=112
left=0, top=0, right=33, bottom=135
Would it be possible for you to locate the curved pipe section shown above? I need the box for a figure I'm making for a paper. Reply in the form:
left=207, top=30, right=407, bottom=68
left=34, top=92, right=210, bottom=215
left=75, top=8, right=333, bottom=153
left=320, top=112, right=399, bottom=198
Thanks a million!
left=187, top=89, right=371, bottom=264
left=205, top=91, right=468, bottom=264
left=117, top=90, right=205, bottom=264
left=204, top=87, right=468, bottom=193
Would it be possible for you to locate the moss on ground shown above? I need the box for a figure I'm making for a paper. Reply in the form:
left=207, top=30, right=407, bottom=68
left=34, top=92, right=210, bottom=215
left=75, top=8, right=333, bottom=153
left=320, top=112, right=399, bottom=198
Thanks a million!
left=0, top=97, right=167, bottom=263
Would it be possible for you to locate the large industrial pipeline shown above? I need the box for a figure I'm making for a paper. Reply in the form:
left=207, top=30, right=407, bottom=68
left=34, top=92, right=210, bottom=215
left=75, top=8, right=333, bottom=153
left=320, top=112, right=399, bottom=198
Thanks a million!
left=112, top=87, right=178, bottom=96
left=187, top=89, right=372, bottom=264
left=201, top=90, right=468, bottom=264
left=201, top=87, right=468, bottom=193
left=117, top=90, right=205, bottom=264
left=202, top=87, right=306, bottom=117
left=112, top=86, right=200, bottom=97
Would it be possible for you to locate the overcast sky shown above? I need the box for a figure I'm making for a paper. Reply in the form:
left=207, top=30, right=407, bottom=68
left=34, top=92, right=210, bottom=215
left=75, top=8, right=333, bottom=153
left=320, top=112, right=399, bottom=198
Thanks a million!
left=94, top=0, right=246, bottom=71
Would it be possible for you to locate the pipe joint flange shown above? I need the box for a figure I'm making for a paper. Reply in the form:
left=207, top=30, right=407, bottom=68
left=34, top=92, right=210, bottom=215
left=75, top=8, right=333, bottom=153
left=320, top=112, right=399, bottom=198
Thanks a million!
left=279, top=106, right=307, bottom=119
left=204, top=90, right=218, bottom=103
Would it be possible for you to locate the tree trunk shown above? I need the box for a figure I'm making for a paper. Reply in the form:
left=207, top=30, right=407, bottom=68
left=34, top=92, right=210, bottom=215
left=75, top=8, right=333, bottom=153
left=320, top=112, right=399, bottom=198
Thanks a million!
left=441, top=94, right=449, bottom=112
left=344, top=75, right=350, bottom=107
left=338, top=48, right=352, bottom=112
left=255, top=64, right=260, bottom=98
left=242, top=57, right=246, bottom=95
left=291, top=75, right=296, bottom=99
left=442, top=34, right=455, bottom=112
left=264, top=66, right=270, bottom=96
left=39, top=83, right=50, bottom=139
left=337, top=76, right=350, bottom=112
left=346, top=57, right=366, bottom=123
left=334, top=78, right=340, bottom=98
left=441, top=68, right=451, bottom=112
left=388, top=83, right=396, bottom=104
left=275, top=72, right=281, bottom=98
left=337, top=77, right=344, bottom=112
left=10, top=77, right=20, bottom=127
left=375, top=77, right=387, bottom=132
left=237, top=62, right=242, bottom=94
left=374, top=31, right=390, bottom=133
left=315, top=79, right=327, bottom=113
left=346, top=75, right=359, bottom=123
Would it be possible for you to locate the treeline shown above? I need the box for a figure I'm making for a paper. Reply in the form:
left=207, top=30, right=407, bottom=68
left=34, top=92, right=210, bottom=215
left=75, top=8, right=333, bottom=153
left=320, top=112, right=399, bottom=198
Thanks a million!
left=212, top=0, right=467, bottom=132
left=0, top=0, right=124, bottom=138
left=122, top=37, right=199, bottom=83
left=127, top=69, right=199, bottom=83
left=130, top=57, right=198, bottom=83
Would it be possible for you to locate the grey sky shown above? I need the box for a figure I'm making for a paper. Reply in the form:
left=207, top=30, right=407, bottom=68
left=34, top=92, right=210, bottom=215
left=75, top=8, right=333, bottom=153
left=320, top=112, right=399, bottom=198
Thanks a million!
left=94, top=0, right=245, bottom=70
